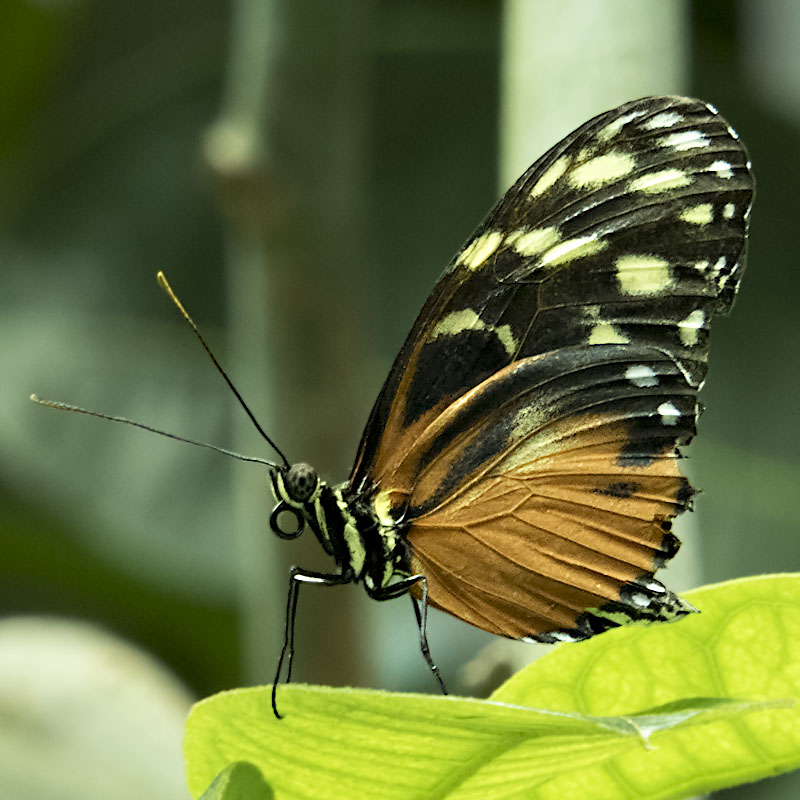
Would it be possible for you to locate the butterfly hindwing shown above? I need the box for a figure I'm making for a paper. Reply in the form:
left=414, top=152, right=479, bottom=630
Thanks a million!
left=403, top=344, right=697, bottom=640
left=346, top=95, right=753, bottom=642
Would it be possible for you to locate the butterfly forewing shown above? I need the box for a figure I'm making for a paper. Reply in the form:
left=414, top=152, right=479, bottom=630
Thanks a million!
left=351, top=97, right=750, bottom=498
left=347, top=95, right=753, bottom=643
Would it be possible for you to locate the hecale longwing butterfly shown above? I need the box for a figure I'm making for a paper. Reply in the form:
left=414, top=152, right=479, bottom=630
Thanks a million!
left=34, top=96, right=753, bottom=718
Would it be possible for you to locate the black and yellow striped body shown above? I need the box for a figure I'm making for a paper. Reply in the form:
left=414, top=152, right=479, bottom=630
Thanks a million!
left=270, top=466, right=413, bottom=598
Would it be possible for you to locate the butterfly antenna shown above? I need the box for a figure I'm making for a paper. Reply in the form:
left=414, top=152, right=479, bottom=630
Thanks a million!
left=156, top=271, right=291, bottom=470
left=30, top=394, right=280, bottom=467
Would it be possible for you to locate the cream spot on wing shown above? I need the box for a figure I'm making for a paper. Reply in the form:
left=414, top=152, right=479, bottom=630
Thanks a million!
left=678, top=309, right=705, bottom=347
left=658, top=130, right=711, bottom=151
left=680, top=203, right=714, bottom=225
left=640, top=577, right=666, bottom=593
left=539, top=235, right=608, bottom=268
left=723, top=203, right=735, bottom=219
left=550, top=631, right=583, bottom=642
left=457, top=230, right=503, bottom=270
left=509, top=226, right=561, bottom=256
left=625, top=364, right=659, bottom=387
left=630, top=168, right=692, bottom=193
left=430, top=308, right=517, bottom=356
left=568, top=151, right=636, bottom=188
left=597, top=110, right=645, bottom=141
left=529, top=156, right=570, bottom=198
left=642, top=111, right=684, bottom=130
left=707, top=160, right=733, bottom=179
left=657, top=401, right=681, bottom=426
left=694, top=259, right=710, bottom=273
left=616, top=254, right=672, bottom=295
left=589, top=321, right=629, bottom=345
left=711, top=256, right=727, bottom=275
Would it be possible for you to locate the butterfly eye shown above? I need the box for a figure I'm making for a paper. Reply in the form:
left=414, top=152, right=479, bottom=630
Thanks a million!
left=269, top=502, right=305, bottom=539
left=285, top=462, right=319, bottom=502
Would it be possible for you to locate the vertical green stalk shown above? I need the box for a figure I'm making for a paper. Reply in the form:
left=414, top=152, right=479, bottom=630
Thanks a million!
left=500, top=0, right=699, bottom=595
left=204, top=1, right=373, bottom=686
left=501, top=0, right=689, bottom=184
left=204, top=0, right=288, bottom=683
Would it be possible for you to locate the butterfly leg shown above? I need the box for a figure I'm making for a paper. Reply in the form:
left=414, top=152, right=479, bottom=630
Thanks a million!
left=410, top=580, right=448, bottom=696
left=366, top=575, right=448, bottom=696
left=272, top=565, right=353, bottom=719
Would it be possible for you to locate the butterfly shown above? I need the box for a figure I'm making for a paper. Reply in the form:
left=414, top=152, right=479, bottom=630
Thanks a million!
left=261, top=95, right=754, bottom=714
left=34, top=95, right=753, bottom=718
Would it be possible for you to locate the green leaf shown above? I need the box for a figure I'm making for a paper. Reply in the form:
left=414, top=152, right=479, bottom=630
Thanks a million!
left=490, top=573, right=800, bottom=797
left=198, top=761, right=274, bottom=800
left=184, top=575, right=800, bottom=799
left=184, top=688, right=775, bottom=799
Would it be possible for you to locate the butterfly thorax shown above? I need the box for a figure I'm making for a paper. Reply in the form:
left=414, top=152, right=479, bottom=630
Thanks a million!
left=270, top=464, right=411, bottom=594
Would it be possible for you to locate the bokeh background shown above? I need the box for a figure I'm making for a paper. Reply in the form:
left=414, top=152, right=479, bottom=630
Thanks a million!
left=2, top=1, right=799, bottom=798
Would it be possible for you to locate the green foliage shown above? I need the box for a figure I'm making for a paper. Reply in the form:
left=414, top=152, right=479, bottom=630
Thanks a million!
left=184, top=574, right=800, bottom=799
left=198, top=762, right=274, bottom=800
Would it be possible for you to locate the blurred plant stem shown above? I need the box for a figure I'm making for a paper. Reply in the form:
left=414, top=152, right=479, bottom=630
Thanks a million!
left=202, top=0, right=370, bottom=687
left=203, top=0, right=288, bottom=686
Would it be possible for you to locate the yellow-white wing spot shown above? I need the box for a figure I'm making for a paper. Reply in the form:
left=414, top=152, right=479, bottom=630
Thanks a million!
left=616, top=254, right=673, bottom=295
left=568, top=151, right=636, bottom=189
left=723, top=203, right=735, bottom=219
left=431, top=308, right=517, bottom=356
left=529, top=155, right=570, bottom=198
left=509, top=226, right=561, bottom=257
left=597, top=110, right=645, bottom=142
left=629, top=168, right=692, bottom=194
left=707, top=160, right=734, bottom=179
left=457, top=230, right=503, bottom=270
left=657, top=401, right=681, bottom=426
left=625, top=364, right=659, bottom=387
left=642, top=111, right=684, bottom=130
left=589, top=321, right=629, bottom=345
left=539, top=235, right=608, bottom=269
left=694, top=259, right=710, bottom=273
left=678, top=309, right=705, bottom=347
left=658, top=130, right=711, bottom=151
left=680, top=203, right=714, bottom=226
left=711, top=255, right=727, bottom=276
left=500, top=404, right=572, bottom=474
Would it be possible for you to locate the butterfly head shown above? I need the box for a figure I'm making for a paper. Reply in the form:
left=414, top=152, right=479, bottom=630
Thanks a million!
left=269, top=462, right=321, bottom=540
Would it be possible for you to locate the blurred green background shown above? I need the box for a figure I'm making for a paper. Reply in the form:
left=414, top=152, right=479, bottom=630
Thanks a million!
left=2, top=0, right=799, bottom=798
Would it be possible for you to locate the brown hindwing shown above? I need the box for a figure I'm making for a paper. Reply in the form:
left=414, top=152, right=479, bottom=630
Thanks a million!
left=402, top=345, right=697, bottom=641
